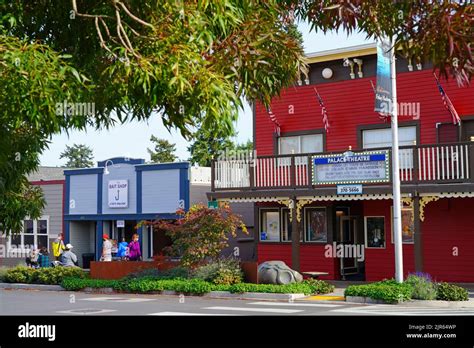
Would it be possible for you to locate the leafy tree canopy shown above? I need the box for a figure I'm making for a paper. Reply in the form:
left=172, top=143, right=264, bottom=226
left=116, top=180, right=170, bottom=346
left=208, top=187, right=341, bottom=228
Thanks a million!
left=284, top=0, right=473, bottom=85
left=147, top=136, right=177, bottom=163
left=60, top=144, right=95, bottom=168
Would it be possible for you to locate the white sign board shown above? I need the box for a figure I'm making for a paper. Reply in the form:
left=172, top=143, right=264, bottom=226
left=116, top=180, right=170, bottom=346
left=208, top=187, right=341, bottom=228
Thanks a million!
left=337, top=184, right=363, bottom=195
left=116, top=220, right=125, bottom=228
left=312, top=151, right=390, bottom=185
left=108, top=180, right=128, bottom=208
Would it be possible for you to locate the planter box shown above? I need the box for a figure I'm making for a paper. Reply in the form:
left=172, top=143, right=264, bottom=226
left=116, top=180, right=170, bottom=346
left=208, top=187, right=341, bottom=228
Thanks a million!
left=89, top=260, right=179, bottom=280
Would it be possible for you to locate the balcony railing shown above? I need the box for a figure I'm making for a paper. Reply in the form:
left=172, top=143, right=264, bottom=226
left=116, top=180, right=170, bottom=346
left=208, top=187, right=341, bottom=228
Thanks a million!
left=211, top=142, right=474, bottom=191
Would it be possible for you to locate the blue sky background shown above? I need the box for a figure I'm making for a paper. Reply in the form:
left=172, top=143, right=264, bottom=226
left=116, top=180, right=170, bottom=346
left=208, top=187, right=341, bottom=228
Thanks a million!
left=40, top=23, right=373, bottom=167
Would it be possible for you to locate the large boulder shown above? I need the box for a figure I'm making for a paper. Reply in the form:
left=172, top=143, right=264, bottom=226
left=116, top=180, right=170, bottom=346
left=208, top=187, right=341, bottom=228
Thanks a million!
left=257, top=261, right=303, bottom=285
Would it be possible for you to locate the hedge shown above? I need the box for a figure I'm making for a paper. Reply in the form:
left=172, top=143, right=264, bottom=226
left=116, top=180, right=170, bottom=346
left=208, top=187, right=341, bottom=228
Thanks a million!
left=61, top=277, right=335, bottom=295
left=436, top=282, right=469, bottom=301
left=345, top=280, right=413, bottom=303
left=3, top=266, right=87, bottom=285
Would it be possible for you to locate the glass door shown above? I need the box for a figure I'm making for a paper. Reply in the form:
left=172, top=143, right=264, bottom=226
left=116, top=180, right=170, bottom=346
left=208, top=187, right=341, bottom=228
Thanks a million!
left=339, top=216, right=359, bottom=279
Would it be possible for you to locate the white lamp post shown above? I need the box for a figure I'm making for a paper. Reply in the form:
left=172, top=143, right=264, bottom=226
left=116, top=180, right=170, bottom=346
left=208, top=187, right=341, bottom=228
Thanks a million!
left=390, top=36, right=404, bottom=283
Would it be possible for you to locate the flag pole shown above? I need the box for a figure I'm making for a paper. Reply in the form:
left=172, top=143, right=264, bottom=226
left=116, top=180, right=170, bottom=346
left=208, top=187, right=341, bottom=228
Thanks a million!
left=390, top=35, right=404, bottom=283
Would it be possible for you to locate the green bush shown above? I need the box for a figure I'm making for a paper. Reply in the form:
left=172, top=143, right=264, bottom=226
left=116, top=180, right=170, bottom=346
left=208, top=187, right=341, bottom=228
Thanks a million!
left=193, top=258, right=243, bottom=285
left=405, top=274, right=437, bottom=300
left=60, top=276, right=335, bottom=296
left=436, top=282, right=469, bottom=301
left=3, top=266, right=37, bottom=284
left=0, top=267, right=10, bottom=282
left=125, top=267, right=190, bottom=280
left=125, top=278, right=213, bottom=294
left=4, top=266, right=87, bottom=285
left=345, top=281, right=413, bottom=303
left=61, top=277, right=122, bottom=291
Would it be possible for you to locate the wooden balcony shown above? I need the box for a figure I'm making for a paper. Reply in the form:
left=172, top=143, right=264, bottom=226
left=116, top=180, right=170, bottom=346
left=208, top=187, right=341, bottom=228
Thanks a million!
left=211, top=142, right=474, bottom=192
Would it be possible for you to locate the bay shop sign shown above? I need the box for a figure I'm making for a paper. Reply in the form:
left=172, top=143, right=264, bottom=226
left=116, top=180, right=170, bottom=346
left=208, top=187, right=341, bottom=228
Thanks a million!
left=108, top=180, right=129, bottom=208
left=312, top=150, right=390, bottom=185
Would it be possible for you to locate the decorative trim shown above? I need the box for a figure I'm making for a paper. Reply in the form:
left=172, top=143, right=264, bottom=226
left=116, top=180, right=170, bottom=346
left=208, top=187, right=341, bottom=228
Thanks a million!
left=419, top=196, right=440, bottom=222
left=296, top=199, right=312, bottom=222
left=97, top=157, right=145, bottom=167
left=218, top=197, right=290, bottom=203
left=277, top=199, right=292, bottom=221
left=420, top=192, right=474, bottom=199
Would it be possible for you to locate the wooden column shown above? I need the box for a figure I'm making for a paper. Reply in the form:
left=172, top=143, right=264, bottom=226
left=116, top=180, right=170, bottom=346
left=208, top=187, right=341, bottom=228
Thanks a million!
left=291, top=196, right=300, bottom=271
left=413, top=195, right=423, bottom=272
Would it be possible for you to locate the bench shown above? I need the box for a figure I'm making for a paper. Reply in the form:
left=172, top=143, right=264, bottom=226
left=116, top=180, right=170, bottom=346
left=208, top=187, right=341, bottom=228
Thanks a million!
left=302, top=271, right=329, bottom=279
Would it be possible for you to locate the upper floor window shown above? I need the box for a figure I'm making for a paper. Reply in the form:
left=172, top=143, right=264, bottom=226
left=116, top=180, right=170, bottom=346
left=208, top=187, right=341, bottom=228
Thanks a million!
left=362, top=126, right=417, bottom=169
left=362, top=126, right=417, bottom=149
left=279, top=134, right=324, bottom=155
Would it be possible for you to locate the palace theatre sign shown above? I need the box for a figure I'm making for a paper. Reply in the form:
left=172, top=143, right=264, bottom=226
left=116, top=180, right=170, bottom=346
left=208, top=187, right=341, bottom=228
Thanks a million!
left=312, top=150, right=390, bottom=186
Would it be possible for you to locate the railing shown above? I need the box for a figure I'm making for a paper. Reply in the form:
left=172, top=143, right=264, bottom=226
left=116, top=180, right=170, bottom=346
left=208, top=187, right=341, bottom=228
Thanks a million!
left=211, top=142, right=474, bottom=191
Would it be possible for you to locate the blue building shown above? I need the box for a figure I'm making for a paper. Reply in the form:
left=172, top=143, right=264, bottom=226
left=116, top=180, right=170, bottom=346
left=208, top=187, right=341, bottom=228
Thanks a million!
left=64, top=157, right=211, bottom=266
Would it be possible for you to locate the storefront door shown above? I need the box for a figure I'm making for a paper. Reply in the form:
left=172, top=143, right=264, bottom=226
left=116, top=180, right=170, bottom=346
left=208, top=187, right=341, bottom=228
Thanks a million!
left=339, top=216, right=359, bottom=279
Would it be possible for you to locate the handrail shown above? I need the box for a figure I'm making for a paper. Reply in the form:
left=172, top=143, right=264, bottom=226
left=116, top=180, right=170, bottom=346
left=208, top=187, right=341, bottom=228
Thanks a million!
left=211, top=142, right=474, bottom=191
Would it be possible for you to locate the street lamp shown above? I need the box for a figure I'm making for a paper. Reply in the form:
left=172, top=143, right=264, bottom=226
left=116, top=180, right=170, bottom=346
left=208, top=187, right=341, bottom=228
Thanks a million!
left=104, top=160, right=114, bottom=175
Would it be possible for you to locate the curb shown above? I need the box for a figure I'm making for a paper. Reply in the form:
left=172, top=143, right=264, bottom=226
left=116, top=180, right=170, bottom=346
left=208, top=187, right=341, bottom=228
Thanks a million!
left=79, top=287, right=306, bottom=301
left=0, top=283, right=64, bottom=291
left=345, top=295, right=474, bottom=307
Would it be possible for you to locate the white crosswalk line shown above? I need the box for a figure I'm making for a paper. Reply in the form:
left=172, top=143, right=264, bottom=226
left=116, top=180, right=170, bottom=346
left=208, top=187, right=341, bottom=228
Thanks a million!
left=332, top=305, right=474, bottom=316
left=79, top=296, right=155, bottom=303
left=149, top=312, right=234, bottom=316
left=248, top=301, right=342, bottom=308
left=203, top=306, right=303, bottom=314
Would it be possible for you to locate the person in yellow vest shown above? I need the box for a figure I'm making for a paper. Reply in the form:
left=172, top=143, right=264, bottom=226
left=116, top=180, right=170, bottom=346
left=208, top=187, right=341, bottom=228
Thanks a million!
left=52, top=234, right=66, bottom=261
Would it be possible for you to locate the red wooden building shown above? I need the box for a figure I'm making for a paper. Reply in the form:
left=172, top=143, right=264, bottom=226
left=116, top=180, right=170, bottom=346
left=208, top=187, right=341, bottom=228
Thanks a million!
left=209, top=43, right=474, bottom=282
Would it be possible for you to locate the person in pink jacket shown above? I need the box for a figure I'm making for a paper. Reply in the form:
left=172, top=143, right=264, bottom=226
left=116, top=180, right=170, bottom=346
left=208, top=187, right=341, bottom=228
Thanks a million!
left=128, top=233, right=142, bottom=261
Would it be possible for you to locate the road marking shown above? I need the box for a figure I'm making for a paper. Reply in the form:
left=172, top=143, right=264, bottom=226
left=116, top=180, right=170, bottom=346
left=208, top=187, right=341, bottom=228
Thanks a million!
left=332, top=305, right=474, bottom=316
left=203, top=306, right=303, bottom=314
left=149, top=312, right=233, bottom=316
left=56, top=308, right=117, bottom=315
left=79, top=297, right=154, bottom=303
left=247, top=301, right=342, bottom=308
left=304, top=295, right=345, bottom=301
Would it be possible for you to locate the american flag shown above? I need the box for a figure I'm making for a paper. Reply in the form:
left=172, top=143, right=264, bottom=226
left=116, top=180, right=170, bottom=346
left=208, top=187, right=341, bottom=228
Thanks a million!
left=313, top=87, right=330, bottom=133
left=370, top=80, right=390, bottom=122
left=266, top=107, right=281, bottom=136
left=434, top=73, right=461, bottom=125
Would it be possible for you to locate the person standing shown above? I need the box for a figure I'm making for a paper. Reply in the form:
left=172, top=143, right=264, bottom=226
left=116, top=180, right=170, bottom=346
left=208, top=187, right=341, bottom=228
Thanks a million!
left=117, top=238, right=129, bottom=260
left=128, top=233, right=141, bottom=261
left=101, top=234, right=113, bottom=262
left=52, top=234, right=65, bottom=261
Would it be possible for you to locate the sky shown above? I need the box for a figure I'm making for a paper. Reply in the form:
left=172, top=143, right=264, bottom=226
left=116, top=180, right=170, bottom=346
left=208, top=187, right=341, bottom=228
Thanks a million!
left=40, top=22, right=373, bottom=167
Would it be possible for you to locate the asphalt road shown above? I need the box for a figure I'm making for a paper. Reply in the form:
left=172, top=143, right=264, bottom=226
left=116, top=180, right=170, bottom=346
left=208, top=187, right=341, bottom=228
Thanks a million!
left=1, top=289, right=474, bottom=316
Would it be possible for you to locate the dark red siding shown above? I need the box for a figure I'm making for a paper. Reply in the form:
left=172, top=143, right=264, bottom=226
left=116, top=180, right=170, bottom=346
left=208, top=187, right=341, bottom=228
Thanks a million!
left=422, top=198, right=474, bottom=282
left=362, top=200, right=416, bottom=281
left=256, top=69, right=474, bottom=155
left=257, top=244, right=337, bottom=280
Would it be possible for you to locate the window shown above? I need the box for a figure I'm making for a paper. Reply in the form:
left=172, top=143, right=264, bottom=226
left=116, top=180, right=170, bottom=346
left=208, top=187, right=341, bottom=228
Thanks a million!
left=437, top=123, right=460, bottom=143
left=304, top=207, right=327, bottom=242
left=364, top=216, right=385, bottom=248
left=391, top=207, right=415, bottom=244
left=279, top=134, right=324, bottom=155
left=362, top=126, right=416, bottom=169
left=281, top=209, right=303, bottom=242
left=362, top=126, right=417, bottom=148
left=260, top=210, right=280, bottom=242
left=8, top=217, right=49, bottom=251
